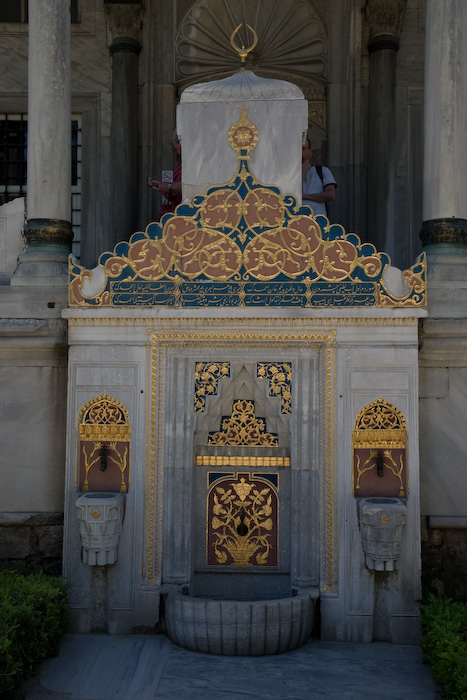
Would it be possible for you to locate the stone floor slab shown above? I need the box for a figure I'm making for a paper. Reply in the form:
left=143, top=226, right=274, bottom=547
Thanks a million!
left=23, top=634, right=440, bottom=700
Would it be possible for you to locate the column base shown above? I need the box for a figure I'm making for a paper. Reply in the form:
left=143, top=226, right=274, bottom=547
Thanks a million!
left=11, top=218, right=73, bottom=287
left=420, top=217, right=467, bottom=256
left=420, top=218, right=467, bottom=318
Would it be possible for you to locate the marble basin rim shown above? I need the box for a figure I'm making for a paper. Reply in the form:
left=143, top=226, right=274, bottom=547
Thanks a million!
left=363, top=497, right=405, bottom=505
left=164, top=588, right=319, bottom=656
left=79, top=492, right=118, bottom=498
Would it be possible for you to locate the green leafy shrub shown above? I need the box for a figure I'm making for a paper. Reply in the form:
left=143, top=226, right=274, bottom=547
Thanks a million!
left=0, top=570, right=69, bottom=697
left=422, top=592, right=467, bottom=700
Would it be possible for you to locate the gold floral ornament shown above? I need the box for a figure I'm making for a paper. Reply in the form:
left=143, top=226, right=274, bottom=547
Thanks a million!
left=208, top=399, right=278, bottom=446
left=257, top=362, right=292, bottom=414
left=207, top=473, right=278, bottom=567
left=228, top=106, right=259, bottom=155
left=194, top=361, right=231, bottom=412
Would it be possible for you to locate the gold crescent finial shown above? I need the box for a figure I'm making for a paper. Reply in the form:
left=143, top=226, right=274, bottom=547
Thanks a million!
left=230, top=24, right=258, bottom=65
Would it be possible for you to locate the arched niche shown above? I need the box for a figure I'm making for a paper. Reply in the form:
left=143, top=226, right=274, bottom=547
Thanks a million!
left=77, top=393, right=131, bottom=493
left=352, top=398, right=408, bottom=499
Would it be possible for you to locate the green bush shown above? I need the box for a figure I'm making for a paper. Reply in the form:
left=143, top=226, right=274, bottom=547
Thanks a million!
left=0, top=570, right=70, bottom=697
left=422, top=592, right=467, bottom=700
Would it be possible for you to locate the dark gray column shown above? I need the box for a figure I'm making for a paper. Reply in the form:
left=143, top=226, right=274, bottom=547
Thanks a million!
left=366, top=0, right=406, bottom=263
left=109, top=37, right=141, bottom=250
left=12, top=0, right=72, bottom=286
left=420, top=0, right=467, bottom=256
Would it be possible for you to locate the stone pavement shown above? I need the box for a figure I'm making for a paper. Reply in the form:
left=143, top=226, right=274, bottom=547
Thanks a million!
left=23, top=634, right=440, bottom=700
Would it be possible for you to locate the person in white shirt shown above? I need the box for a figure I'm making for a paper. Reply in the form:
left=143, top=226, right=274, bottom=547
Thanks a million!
left=302, top=137, right=336, bottom=216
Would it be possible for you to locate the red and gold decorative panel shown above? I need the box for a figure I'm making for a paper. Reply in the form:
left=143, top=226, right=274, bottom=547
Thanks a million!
left=352, top=399, right=407, bottom=498
left=77, top=393, right=130, bottom=492
left=207, top=472, right=279, bottom=568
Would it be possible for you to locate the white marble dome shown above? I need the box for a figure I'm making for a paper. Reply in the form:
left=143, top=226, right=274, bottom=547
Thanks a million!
left=180, top=69, right=304, bottom=103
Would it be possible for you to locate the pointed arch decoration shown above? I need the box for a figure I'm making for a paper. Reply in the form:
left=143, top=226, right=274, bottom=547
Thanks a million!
left=208, top=399, right=278, bottom=446
left=352, top=398, right=408, bottom=498
left=77, top=393, right=131, bottom=493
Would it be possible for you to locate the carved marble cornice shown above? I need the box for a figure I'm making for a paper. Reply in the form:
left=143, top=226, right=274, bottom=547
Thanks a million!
left=0, top=318, right=66, bottom=337
left=365, top=0, right=407, bottom=39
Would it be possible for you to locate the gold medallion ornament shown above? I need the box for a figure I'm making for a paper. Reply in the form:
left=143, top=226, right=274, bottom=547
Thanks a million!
left=227, top=106, right=259, bottom=154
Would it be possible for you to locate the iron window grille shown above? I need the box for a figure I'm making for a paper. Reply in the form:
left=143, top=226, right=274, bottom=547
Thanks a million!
left=0, top=114, right=83, bottom=259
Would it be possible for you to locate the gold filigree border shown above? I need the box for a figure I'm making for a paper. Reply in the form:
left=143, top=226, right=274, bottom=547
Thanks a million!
left=144, top=329, right=337, bottom=594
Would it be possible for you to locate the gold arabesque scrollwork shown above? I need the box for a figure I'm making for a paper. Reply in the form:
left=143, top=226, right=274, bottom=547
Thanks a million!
left=208, top=399, right=278, bottom=446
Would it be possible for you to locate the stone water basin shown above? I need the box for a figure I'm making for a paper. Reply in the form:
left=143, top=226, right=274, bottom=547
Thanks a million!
left=164, top=589, right=318, bottom=656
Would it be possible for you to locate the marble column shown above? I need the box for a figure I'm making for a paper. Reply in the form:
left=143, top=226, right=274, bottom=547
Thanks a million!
left=420, top=0, right=467, bottom=257
left=109, top=37, right=141, bottom=250
left=12, top=0, right=72, bottom=286
left=366, top=0, right=406, bottom=264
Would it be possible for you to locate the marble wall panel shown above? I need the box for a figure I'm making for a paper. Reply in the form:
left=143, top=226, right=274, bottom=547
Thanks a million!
left=0, top=363, right=67, bottom=512
left=64, top=348, right=149, bottom=633
left=63, top=311, right=422, bottom=639
left=420, top=367, right=467, bottom=515
left=320, top=344, right=421, bottom=643
left=0, top=198, right=25, bottom=284
left=178, top=100, right=307, bottom=203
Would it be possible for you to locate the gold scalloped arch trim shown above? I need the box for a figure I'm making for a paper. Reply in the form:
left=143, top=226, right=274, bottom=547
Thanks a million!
left=69, top=111, right=426, bottom=309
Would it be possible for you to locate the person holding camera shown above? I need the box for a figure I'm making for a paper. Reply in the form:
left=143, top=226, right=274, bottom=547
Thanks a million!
left=148, top=133, right=182, bottom=220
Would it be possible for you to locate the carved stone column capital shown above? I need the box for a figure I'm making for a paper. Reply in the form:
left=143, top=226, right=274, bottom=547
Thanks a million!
left=105, top=2, right=143, bottom=46
left=365, top=0, right=407, bottom=41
